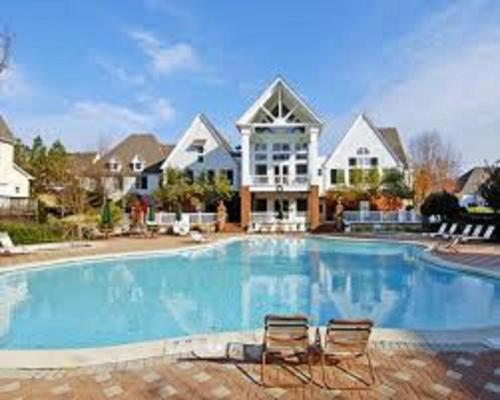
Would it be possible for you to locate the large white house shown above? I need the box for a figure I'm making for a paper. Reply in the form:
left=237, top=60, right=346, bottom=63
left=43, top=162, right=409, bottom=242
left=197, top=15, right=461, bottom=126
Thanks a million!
left=0, top=116, right=32, bottom=200
left=78, top=76, right=410, bottom=229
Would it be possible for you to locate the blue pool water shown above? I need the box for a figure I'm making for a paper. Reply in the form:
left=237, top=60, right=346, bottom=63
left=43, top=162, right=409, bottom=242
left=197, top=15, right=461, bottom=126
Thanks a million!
left=1, top=238, right=500, bottom=349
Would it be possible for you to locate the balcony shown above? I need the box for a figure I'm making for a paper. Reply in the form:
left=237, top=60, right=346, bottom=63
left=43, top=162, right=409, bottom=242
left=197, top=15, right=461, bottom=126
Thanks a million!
left=249, top=175, right=310, bottom=190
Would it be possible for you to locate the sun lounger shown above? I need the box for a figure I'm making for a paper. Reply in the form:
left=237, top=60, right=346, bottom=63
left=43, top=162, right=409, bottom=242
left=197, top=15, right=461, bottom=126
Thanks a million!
left=0, top=232, right=31, bottom=255
left=261, top=314, right=312, bottom=387
left=320, top=319, right=375, bottom=389
left=461, top=225, right=495, bottom=243
left=439, top=223, right=458, bottom=239
left=190, top=231, right=207, bottom=243
left=173, top=221, right=190, bottom=236
left=423, top=222, right=447, bottom=238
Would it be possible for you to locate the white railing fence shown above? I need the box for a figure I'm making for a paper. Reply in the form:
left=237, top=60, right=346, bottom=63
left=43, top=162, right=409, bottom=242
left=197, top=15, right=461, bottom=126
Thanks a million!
left=249, top=175, right=310, bottom=186
left=130, top=212, right=216, bottom=226
left=343, top=211, right=421, bottom=224
left=250, top=211, right=307, bottom=224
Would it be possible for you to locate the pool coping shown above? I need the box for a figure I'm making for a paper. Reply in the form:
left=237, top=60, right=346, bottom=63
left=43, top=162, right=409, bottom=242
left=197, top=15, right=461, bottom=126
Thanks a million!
left=1, top=234, right=499, bottom=370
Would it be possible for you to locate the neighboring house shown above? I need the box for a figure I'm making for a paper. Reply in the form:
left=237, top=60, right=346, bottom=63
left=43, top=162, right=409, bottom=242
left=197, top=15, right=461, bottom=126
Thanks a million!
left=96, top=134, right=173, bottom=200
left=237, top=77, right=324, bottom=229
left=456, top=167, right=490, bottom=207
left=323, top=113, right=411, bottom=192
left=160, top=113, right=239, bottom=191
left=0, top=116, right=32, bottom=200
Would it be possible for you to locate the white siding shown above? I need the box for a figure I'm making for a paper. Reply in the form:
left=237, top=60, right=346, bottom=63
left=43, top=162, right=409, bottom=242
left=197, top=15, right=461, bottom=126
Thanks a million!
left=162, top=115, right=239, bottom=188
left=0, top=141, right=31, bottom=198
left=322, top=115, right=400, bottom=190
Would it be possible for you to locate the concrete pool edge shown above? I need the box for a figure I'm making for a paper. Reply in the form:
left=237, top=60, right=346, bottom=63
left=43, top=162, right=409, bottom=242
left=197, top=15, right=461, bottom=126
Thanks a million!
left=1, top=326, right=499, bottom=370
left=1, top=234, right=500, bottom=370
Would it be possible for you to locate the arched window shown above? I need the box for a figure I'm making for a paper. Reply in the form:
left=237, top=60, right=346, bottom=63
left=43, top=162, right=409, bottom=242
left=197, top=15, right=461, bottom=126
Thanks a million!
left=356, top=147, right=370, bottom=156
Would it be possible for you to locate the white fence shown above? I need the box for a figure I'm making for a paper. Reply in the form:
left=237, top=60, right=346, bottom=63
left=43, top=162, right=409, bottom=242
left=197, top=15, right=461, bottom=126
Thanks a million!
left=343, top=211, right=421, bottom=224
left=155, top=212, right=216, bottom=226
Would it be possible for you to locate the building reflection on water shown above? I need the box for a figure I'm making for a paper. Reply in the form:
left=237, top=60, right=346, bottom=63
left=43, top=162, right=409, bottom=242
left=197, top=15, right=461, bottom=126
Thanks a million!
left=0, top=239, right=499, bottom=348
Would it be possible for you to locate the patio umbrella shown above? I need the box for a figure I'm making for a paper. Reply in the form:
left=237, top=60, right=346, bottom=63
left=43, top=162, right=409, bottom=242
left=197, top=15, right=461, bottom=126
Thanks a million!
left=101, top=200, right=112, bottom=226
left=147, top=202, right=156, bottom=224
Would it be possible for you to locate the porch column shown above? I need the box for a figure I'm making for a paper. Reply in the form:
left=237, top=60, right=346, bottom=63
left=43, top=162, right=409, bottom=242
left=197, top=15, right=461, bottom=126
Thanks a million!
left=308, top=185, right=320, bottom=231
left=240, top=186, right=251, bottom=228
left=308, top=126, right=320, bottom=186
left=241, top=128, right=251, bottom=186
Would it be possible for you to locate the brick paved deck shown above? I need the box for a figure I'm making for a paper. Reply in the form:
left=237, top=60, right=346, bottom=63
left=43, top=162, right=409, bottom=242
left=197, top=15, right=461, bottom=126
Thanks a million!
left=0, top=348, right=499, bottom=399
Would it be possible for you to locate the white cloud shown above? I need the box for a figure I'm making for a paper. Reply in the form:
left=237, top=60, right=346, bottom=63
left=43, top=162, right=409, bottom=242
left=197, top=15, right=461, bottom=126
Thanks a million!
left=95, top=59, right=146, bottom=86
left=337, top=1, right=500, bottom=168
left=0, top=65, right=34, bottom=98
left=9, top=97, right=175, bottom=150
left=127, top=29, right=198, bottom=76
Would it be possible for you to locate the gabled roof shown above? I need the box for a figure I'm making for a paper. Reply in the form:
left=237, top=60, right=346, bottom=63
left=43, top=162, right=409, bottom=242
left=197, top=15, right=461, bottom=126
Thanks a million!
left=377, top=127, right=410, bottom=168
left=160, top=113, right=237, bottom=170
left=323, top=113, right=410, bottom=169
left=98, top=134, right=173, bottom=176
left=13, top=164, right=34, bottom=179
left=456, top=167, right=489, bottom=195
left=0, top=115, right=15, bottom=144
left=236, top=76, right=323, bottom=128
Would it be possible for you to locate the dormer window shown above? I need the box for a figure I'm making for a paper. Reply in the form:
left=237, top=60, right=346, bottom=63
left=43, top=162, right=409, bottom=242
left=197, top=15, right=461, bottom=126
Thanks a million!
left=131, top=155, right=145, bottom=172
left=107, top=158, right=121, bottom=172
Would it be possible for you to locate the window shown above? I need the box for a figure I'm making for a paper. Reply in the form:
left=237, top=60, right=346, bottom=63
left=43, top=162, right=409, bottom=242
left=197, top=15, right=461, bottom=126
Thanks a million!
left=135, top=176, right=148, bottom=190
left=370, top=157, right=378, bottom=167
left=255, top=164, right=267, bottom=176
left=295, top=164, right=308, bottom=175
left=107, top=160, right=120, bottom=171
left=196, top=145, right=204, bottom=163
left=197, top=155, right=204, bottom=163
left=15, top=186, right=20, bottom=194
left=296, top=153, right=308, bottom=160
left=255, top=198, right=267, bottom=212
left=223, top=169, right=234, bottom=185
left=318, top=169, right=322, bottom=176
left=272, top=153, right=290, bottom=161
left=356, top=147, right=370, bottom=155
left=207, top=170, right=215, bottom=182
left=295, top=143, right=308, bottom=152
left=330, top=169, right=345, bottom=184
left=254, top=143, right=267, bottom=152
left=255, top=153, right=267, bottom=161
left=185, top=169, right=194, bottom=183
left=274, top=199, right=289, bottom=212
left=272, top=143, right=291, bottom=152
left=296, top=198, right=308, bottom=212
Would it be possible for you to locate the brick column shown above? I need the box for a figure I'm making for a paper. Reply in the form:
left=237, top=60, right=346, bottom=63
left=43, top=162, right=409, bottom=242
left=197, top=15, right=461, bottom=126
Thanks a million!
left=308, top=185, right=320, bottom=231
left=240, top=186, right=251, bottom=229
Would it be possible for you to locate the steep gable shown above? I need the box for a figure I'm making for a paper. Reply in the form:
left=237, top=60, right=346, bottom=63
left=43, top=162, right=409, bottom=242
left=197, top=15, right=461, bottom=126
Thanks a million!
left=161, top=114, right=238, bottom=172
left=0, top=115, right=15, bottom=144
left=236, top=77, right=323, bottom=128
left=323, top=113, right=402, bottom=170
left=378, top=127, right=410, bottom=168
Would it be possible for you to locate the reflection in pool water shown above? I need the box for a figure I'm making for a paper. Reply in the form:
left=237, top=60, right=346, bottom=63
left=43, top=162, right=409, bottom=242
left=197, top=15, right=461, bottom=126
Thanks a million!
left=0, top=238, right=499, bottom=349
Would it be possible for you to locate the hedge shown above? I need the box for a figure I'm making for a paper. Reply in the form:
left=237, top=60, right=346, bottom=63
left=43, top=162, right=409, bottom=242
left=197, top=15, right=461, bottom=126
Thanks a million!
left=0, top=222, right=66, bottom=245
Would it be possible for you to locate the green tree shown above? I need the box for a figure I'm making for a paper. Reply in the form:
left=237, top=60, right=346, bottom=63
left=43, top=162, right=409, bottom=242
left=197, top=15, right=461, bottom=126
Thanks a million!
left=154, top=168, right=193, bottom=211
left=420, top=191, right=461, bottom=219
left=47, top=140, right=71, bottom=188
left=381, top=169, right=413, bottom=199
left=479, top=166, right=500, bottom=212
left=29, top=136, right=49, bottom=194
left=13, top=138, right=31, bottom=171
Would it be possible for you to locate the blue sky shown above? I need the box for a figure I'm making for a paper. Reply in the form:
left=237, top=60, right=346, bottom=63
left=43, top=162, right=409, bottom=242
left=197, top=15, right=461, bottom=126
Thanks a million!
left=1, top=0, right=499, bottom=168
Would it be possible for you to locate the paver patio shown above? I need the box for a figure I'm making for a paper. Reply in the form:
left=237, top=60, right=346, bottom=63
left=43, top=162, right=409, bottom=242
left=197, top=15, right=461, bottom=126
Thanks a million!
left=0, top=348, right=499, bottom=399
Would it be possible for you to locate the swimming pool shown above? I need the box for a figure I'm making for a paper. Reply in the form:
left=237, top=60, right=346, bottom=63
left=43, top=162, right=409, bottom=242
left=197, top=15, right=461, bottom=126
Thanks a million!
left=1, top=237, right=499, bottom=349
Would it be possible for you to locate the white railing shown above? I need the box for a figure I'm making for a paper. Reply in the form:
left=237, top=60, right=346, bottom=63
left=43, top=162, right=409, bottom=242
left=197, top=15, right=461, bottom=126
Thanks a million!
left=250, top=175, right=309, bottom=186
left=343, top=211, right=421, bottom=224
left=152, top=212, right=216, bottom=226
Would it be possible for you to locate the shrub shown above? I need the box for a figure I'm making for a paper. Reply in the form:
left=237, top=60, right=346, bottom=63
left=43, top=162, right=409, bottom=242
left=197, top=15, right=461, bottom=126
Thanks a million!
left=420, top=191, right=461, bottom=218
left=0, top=222, right=66, bottom=245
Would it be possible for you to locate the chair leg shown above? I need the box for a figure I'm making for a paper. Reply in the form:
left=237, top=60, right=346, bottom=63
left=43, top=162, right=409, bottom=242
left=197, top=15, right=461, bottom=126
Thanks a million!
left=261, top=350, right=268, bottom=387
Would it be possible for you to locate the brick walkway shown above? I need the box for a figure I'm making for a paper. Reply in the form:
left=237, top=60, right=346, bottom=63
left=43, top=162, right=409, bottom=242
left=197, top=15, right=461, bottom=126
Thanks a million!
left=0, top=349, right=499, bottom=399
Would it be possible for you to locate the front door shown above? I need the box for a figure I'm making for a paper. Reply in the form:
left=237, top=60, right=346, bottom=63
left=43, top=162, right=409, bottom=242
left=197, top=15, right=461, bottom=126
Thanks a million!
left=274, top=165, right=289, bottom=185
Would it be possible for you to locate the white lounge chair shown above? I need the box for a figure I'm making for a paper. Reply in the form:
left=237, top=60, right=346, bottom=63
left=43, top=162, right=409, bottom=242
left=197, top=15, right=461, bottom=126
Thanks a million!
left=440, top=223, right=459, bottom=239
left=0, top=232, right=31, bottom=255
left=462, top=225, right=495, bottom=243
left=190, top=231, right=207, bottom=243
left=424, top=223, right=447, bottom=238
left=449, top=224, right=473, bottom=239
left=173, top=221, right=190, bottom=236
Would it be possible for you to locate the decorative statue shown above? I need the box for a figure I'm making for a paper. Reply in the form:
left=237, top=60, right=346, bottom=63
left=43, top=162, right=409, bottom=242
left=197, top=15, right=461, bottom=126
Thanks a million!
left=216, top=200, right=227, bottom=232
left=335, top=198, right=345, bottom=232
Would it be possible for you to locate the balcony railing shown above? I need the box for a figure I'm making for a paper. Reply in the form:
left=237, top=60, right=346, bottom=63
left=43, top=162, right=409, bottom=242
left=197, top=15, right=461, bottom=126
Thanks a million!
left=250, top=211, right=307, bottom=223
left=250, top=175, right=309, bottom=186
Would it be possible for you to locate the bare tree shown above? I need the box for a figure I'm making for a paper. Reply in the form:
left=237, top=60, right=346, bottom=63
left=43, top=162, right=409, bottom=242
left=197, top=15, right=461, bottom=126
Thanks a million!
left=410, top=131, right=462, bottom=207
left=0, top=29, right=12, bottom=74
